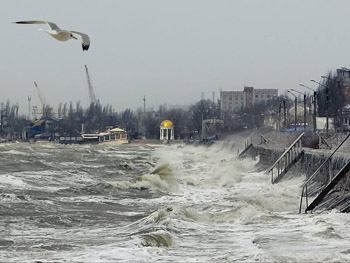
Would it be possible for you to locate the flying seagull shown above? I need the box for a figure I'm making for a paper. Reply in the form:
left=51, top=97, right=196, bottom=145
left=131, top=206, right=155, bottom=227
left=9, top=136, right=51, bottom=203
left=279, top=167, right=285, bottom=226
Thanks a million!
left=13, top=20, right=90, bottom=51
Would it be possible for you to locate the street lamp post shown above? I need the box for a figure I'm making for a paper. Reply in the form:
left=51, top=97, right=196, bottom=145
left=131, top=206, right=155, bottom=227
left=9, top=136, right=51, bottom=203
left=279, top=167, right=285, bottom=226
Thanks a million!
left=278, top=102, right=281, bottom=131
left=278, top=98, right=286, bottom=131
left=322, top=75, right=344, bottom=133
left=283, top=99, right=286, bottom=130
left=311, top=79, right=329, bottom=134
left=300, top=83, right=317, bottom=131
left=288, top=90, right=297, bottom=131
left=291, top=88, right=306, bottom=131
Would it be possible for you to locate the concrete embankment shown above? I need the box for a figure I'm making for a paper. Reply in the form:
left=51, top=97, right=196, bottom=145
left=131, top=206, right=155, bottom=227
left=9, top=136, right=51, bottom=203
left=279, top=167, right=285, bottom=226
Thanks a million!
left=242, top=131, right=350, bottom=212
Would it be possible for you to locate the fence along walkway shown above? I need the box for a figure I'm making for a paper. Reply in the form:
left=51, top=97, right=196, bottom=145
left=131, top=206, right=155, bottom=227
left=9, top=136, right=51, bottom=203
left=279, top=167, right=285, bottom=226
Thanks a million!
left=237, top=136, right=254, bottom=158
left=299, top=133, right=350, bottom=213
left=265, top=132, right=305, bottom=184
left=304, top=160, right=350, bottom=212
left=238, top=142, right=253, bottom=158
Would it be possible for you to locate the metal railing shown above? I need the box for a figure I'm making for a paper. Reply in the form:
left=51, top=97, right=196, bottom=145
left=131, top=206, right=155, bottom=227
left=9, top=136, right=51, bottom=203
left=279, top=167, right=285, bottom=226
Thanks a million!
left=238, top=137, right=252, bottom=158
left=266, top=132, right=304, bottom=184
left=299, top=133, right=350, bottom=213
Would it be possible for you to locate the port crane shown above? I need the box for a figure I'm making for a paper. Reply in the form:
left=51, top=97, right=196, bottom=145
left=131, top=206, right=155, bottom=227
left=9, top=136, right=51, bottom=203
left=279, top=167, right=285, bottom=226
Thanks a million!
left=34, top=81, right=46, bottom=108
left=32, top=81, right=56, bottom=118
left=84, top=65, right=97, bottom=104
left=32, top=81, right=46, bottom=117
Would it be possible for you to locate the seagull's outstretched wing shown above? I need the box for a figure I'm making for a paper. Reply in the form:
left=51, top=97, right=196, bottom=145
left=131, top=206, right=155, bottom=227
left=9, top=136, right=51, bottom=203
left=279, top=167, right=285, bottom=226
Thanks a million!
left=71, top=31, right=90, bottom=51
left=13, top=20, right=90, bottom=51
left=12, top=20, right=61, bottom=31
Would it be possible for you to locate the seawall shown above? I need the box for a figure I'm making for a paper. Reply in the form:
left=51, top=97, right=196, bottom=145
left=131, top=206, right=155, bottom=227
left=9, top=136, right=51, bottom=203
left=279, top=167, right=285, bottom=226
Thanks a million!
left=248, top=145, right=350, bottom=178
left=243, top=136, right=350, bottom=212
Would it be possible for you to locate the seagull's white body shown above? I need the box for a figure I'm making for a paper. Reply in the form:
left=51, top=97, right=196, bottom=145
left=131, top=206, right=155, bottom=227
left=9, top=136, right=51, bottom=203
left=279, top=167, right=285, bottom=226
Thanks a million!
left=13, top=20, right=90, bottom=51
left=42, top=29, right=73, bottom=42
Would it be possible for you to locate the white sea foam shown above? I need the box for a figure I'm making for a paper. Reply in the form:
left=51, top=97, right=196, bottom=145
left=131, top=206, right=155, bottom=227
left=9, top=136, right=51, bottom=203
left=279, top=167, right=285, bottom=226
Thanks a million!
left=0, top=174, right=27, bottom=188
left=2, top=149, right=27, bottom=155
left=2, top=142, right=350, bottom=263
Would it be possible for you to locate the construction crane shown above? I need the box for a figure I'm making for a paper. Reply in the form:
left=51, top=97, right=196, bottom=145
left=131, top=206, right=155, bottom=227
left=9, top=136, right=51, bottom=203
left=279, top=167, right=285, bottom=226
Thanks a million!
left=34, top=81, right=46, bottom=109
left=84, top=65, right=97, bottom=104
left=32, top=81, right=57, bottom=118
left=32, top=81, right=46, bottom=117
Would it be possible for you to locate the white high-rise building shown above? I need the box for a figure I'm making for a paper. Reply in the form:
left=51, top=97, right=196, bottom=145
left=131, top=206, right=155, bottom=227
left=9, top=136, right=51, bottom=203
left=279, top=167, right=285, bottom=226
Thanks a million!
left=220, top=86, right=278, bottom=114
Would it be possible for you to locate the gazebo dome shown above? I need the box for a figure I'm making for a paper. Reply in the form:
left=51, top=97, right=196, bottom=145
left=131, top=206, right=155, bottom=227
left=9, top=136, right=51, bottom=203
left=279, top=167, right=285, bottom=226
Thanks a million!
left=160, top=120, right=173, bottom=128
left=159, top=120, right=174, bottom=141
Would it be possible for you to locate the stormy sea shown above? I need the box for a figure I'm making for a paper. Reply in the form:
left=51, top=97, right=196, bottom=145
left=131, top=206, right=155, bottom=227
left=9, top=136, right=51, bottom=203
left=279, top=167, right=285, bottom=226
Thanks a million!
left=1, top=141, right=350, bottom=262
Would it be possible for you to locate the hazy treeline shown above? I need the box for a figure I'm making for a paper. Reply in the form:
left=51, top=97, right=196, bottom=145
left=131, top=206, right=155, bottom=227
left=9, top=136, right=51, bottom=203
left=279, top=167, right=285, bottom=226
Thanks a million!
left=0, top=72, right=342, bottom=140
left=1, top=99, right=221, bottom=140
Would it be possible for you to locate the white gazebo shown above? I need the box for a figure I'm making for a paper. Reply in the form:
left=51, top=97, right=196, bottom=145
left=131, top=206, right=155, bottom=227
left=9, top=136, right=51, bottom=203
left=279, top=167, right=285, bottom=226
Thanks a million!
left=160, top=120, right=174, bottom=141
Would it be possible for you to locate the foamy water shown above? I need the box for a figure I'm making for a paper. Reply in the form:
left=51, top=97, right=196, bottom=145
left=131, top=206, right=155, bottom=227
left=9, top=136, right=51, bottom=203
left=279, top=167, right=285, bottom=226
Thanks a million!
left=1, top=141, right=350, bottom=262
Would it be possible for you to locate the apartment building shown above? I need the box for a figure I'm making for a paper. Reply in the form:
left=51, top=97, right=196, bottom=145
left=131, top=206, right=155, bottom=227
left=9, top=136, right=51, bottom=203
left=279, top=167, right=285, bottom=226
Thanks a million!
left=220, top=86, right=278, bottom=113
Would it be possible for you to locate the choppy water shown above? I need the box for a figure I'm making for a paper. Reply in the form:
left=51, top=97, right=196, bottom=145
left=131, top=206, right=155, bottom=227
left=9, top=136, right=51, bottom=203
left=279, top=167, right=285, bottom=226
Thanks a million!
left=1, top=141, right=350, bottom=262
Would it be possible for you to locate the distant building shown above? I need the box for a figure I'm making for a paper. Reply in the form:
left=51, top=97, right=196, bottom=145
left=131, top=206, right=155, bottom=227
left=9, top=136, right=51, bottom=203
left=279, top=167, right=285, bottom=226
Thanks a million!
left=335, top=68, right=350, bottom=131
left=336, top=68, right=350, bottom=104
left=220, top=86, right=278, bottom=113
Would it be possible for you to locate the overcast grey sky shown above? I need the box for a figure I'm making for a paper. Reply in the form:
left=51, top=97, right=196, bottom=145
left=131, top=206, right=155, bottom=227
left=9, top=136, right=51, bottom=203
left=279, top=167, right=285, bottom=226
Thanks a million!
left=2, top=0, right=350, bottom=115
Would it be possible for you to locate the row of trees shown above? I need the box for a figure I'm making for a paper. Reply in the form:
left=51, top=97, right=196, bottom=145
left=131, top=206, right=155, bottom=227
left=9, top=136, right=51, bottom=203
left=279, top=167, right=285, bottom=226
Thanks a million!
left=0, top=95, right=291, bottom=140
left=0, top=98, right=221, bottom=140
left=1, top=70, right=345, bottom=140
left=315, top=72, right=346, bottom=130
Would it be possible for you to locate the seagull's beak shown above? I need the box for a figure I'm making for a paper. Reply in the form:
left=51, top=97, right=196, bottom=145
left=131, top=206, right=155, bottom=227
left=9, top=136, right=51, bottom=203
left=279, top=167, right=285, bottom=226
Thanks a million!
left=70, top=34, right=78, bottom=40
